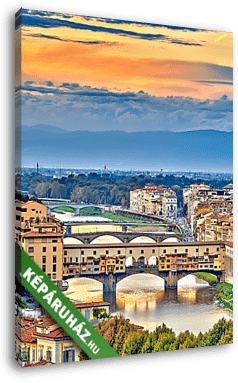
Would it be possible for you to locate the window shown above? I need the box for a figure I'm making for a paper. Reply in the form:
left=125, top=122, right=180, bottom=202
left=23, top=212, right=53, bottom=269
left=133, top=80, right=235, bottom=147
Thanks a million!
left=163, top=249, right=166, bottom=254
left=81, top=250, right=84, bottom=255
left=52, top=228, right=55, bottom=232
left=53, top=264, right=57, bottom=272
left=217, top=247, right=219, bottom=251
left=75, top=257, right=78, bottom=263
left=64, top=257, right=67, bottom=263
left=206, top=248, right=209, bottom=252
left=42, top=247, right=46, bottom=252
left=141, top=250, right=144, bottom=254
left=52, top=273, right=56, bottom=279
left=185, top=249, right=188, bottom=253
left=106, top=250, right=109, bottom=255
left=42, top=256, right=46, bottom=264
left=174, top=249, right=177, bottom=253
left=46, top=347, right=52, bottom=362
left=42, top=238, right=47, bottom=243
left=42, top=265, right=46, bottom=272
left=39, top=228, right=42, bottom=233
left=32, top=347, right=36, bottom=362
left=196, top=248, right=199, bottom=253
left=64, top=251, right=67, bottom=255
left=129, top=250, right=132, bottom=254
left=53, top=247, right=57, bottom=252
left=70, top=257, right=72, bottom=263
left=39, top=346, right=43, bottom=360
left=47, top=273, right=51, bottom=279
left=29, top=238, right=34, bottom=243
left=53, top=256, right=57, bottom=263
left=117, top=250, right=121, bottom=255
left=93, top=251, right=96, bottom=255
left=28, top=247, right=34, bottom=253
left=52, top=239, right=58, bottom=243
left=152, top=249, right=155, bottom=254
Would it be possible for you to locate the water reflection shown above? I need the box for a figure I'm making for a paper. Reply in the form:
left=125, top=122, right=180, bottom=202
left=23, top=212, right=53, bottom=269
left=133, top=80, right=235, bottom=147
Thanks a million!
left=65, top=274, right=233, bottom=335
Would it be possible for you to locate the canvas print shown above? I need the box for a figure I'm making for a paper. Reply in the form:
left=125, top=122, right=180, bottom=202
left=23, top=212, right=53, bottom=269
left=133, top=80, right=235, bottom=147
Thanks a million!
left=15, top=8, right=233, bottom=367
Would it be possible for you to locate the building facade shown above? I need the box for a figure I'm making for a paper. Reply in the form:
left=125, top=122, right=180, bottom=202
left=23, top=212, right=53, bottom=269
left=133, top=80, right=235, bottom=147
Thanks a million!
left=63, top=239, right=225, bottom=276
left=21, top=222, right=64, bottom=281
left=130, top=184, right=177, bottom=218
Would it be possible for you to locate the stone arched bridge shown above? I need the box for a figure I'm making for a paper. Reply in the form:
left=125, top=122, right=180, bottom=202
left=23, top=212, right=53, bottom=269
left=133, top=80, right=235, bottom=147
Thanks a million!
left=70, top=267, right=224, bottom=293
left=47, top=203, right=105, bottom=215
left=64, top=231, right=182, bottom=244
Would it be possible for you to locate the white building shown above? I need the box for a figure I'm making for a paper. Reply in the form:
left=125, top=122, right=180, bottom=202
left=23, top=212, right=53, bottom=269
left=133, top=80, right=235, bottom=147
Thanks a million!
left=130, top=184, right=177, bottom=218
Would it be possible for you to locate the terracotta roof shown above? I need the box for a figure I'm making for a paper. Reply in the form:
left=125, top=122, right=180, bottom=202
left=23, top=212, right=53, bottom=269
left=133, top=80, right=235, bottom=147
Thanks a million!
left=225, top=241, right=233, bottom=248
left=21, top=326, right=37, bottom=343
left=32, top=223, right=58, bottom=227
left=37, top=316, right=57, bottom=327
left=36, top=327, right=68, bottom=339
left=31, top=360, right=54, bottom=366
left=132, top=324, right=144, bottom=330
left=23, top=201, right=46, bottom=207
left=74, top=301, right=110, bottom=309
left=21, top=317, right=38, bottom=327
left=22, top=231, right=63, bottom=238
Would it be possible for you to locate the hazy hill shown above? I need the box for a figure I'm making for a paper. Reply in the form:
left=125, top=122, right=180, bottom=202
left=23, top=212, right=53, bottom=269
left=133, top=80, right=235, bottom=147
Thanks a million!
left=21, top=126, right=233, bottom=172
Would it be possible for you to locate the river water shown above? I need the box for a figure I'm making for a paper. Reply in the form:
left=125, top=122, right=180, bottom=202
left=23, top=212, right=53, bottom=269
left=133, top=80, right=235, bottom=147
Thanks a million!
left=65, top=274, right=233, bottom=336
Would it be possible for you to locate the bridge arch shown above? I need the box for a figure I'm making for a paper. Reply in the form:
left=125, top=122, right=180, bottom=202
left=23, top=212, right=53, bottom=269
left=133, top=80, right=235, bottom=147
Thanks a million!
left=148, top=255, right=158, bottom=266
left=129, top=236, right=156, bottom=244
left=117, top=272, right=165, bottom=288
left=90, top=235, right=123, bottom=244
left=125, top=256, right=136, bottom=267
left=162, top=237, right=179, bottom=243
left=63, top=237, right=84, bottom=245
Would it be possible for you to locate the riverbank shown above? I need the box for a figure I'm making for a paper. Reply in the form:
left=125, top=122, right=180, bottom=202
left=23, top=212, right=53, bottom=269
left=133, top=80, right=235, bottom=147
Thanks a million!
left=194, top=273, right=233, bottom=311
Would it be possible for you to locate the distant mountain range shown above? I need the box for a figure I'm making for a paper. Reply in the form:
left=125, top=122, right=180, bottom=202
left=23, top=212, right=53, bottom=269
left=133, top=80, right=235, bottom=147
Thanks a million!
left=21, top=125, right=233, bottom=172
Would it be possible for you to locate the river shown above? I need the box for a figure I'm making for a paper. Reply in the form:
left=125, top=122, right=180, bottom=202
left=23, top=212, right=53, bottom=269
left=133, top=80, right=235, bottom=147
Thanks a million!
left=65, top=274, right=233, bottom=336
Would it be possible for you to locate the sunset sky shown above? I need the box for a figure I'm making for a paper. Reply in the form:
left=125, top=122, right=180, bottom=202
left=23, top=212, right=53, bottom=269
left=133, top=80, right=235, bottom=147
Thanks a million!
left=18, top=8, right=233, bottom=132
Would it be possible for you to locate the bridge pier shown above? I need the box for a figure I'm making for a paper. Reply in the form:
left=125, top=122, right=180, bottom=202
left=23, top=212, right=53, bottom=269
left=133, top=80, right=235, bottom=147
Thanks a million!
left=163, top=271, right=184, bottom=290
left=102, top=273, right=117, bottom=294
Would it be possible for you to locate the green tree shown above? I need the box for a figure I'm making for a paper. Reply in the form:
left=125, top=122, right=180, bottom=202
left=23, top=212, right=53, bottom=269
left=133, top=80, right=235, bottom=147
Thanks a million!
left=153, top=332, right=176, bottom=352
left=141, top=333, right=155, bottom=354
left=123, top=333, right=140, bottom=355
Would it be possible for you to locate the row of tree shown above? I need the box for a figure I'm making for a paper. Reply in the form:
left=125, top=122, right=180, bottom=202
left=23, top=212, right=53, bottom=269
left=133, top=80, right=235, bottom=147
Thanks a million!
left=17, top=171, right=231, bottom=209
left=95, top=316, right=232, bottom=357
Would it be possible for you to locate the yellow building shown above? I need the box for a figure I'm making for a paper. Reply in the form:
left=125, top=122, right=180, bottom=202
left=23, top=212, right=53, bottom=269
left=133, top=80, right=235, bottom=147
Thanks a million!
left=106, top=256, right=116, bottom=273
left=20, top=314, right=81, bottom=365
left=19, top=300, right=110, bottom=366
left=74, top=301, right=110, bottom=321
left=105, top=255, right=126, bottom=274
left=15, top=200, right=47, bottom=230
left=225, top=241, right=233, bottom=283
left=22, top=222, right=63, bottom=281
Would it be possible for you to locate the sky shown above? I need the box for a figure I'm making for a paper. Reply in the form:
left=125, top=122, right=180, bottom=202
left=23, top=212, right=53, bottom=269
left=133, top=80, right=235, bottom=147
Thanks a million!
left=17, top=8, right=233, bottom=132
